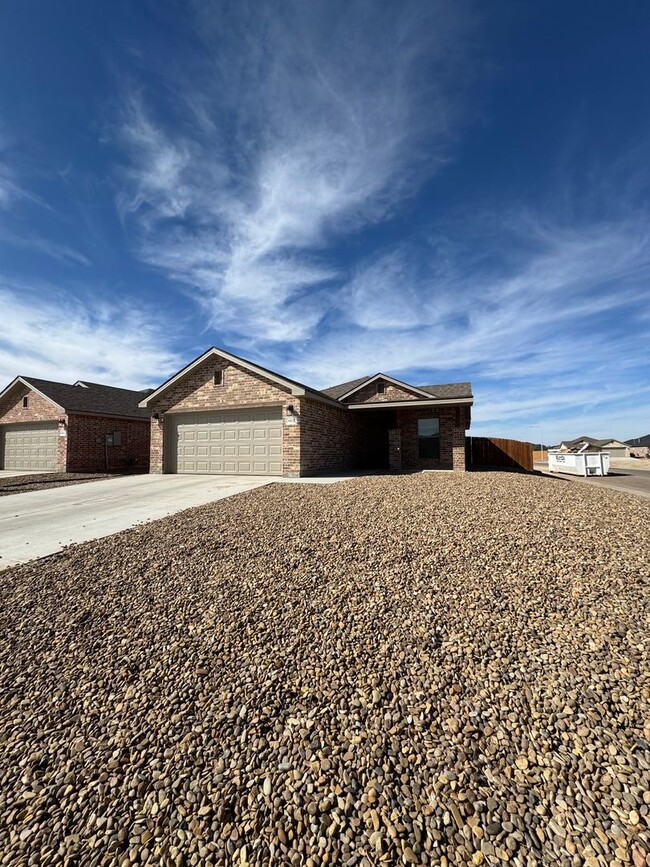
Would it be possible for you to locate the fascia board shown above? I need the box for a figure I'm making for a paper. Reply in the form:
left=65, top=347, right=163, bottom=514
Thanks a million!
left=348, top=397, right=474, bottom=409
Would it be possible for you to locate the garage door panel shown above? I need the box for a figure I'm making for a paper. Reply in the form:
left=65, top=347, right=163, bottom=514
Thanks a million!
left=172, top=408, right=283, bottom=475
left=1, top=423, right=58, bottom=471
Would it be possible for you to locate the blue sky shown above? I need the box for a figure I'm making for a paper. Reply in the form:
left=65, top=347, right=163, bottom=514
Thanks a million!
left=1, top=1, right=649, bottom=444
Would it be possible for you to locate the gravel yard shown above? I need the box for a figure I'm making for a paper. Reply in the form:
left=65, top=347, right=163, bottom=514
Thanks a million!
left=0, top=472, right=648, bottom=867
left=0, top=473, right=115, bottom=497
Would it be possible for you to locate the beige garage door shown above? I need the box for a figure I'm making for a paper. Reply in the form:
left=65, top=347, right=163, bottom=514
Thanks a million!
left=171, top=408, right=283, bottom=475
left=1, top=423, right=58, bottom=471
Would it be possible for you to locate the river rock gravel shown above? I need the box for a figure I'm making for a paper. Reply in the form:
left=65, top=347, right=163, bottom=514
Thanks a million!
left=0, top=472, right=114, bottom=497
left=0, top=472, right=648, bottom=866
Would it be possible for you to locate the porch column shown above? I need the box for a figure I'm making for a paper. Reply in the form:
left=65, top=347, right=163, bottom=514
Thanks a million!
left=388, top=428, right=402, bottom=472
left=451, top=423, right=467, bottom=472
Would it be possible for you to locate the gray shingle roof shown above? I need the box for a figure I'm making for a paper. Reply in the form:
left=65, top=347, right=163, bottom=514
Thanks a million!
left=321, top=376, right=371, bottom=399
left=23, top=377, right=152, bottom=419
left=418, top=382, right=473, bottom=399
left=322, top=376, right=472, bottom=402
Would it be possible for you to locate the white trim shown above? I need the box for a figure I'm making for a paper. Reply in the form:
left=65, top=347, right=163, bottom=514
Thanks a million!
left=348, top=397, right=473, bottom=409
left=139, top=347, right=307, bottom=407
left=337, top=373, right=435, bottom=401
left=0, top=376, right=65, bottom=413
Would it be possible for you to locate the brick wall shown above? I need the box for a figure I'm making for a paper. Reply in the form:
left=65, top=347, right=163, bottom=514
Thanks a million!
left=395, top=405, right=468, bottom=472
left=147, top=356, right=300, bottom=475
left=298, top=398, right=358, bottom=475
left=0, top=383, right=67, bottom=471
left=0, top=383, right=62, bottom=424
left=66, top=415, right=151, bottom=472
left=343, top=381, right=420, bottom=404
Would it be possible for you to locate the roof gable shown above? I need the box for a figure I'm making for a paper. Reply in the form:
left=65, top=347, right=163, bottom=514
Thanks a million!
left=0, top=376, right=65, bottom=413
left=337, top=373, right=434, bottom=402
left=140, top=346, right=342, bottom=409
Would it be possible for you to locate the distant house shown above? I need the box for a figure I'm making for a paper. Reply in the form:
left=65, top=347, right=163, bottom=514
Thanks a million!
left=558, top=436, right=630, bottom=458
left=625, top=435, right=650, bottom=457
left=0, top=376, right=152, bottom=473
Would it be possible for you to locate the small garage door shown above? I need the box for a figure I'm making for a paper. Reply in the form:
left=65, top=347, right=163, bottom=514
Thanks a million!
left=604, top=447, right=628, bottom=459
left=170, top=408, right=283, bottom=475
left=1, top=423, right=58, bottom=471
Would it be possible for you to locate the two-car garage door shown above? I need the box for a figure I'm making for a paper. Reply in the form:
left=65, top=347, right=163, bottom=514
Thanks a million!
left=0, top=423, right=58, bottom=471
left=170, top=408, right=283, bottom=475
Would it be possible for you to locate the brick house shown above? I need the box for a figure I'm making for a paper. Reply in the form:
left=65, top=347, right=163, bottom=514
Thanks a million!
left=140, top=347, right=472, bottom=476
left=0, top=377, right=152, bottom=473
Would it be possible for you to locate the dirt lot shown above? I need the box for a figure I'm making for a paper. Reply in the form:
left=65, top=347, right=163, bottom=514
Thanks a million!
left=0, top=473, right=648, bottom=866
left=0, top=472, right=115, bottom=497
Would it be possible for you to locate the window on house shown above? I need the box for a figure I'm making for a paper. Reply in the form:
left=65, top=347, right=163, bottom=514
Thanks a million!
left=377, top=381, right=386, bottom=394
left=22, top=396, right=28, bottom=408
left=418, top=417, right=440, bottom=459
left=214, top=369, right=223, bottom=386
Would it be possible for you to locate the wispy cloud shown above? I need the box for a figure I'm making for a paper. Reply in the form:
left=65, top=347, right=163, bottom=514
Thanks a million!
left=0, top=282, right=183, bottom=390
left=283, top=213, right=650, bottom=382
left=115, top=0, right=477, bottom=340
left=0, top=226, right=91, bottom=266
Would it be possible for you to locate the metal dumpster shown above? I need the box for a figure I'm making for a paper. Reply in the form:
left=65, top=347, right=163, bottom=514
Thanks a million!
left=547, top=450, right=610, bottom=476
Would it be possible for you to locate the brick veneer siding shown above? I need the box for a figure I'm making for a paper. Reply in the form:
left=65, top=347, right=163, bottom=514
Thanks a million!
left=298, top=398, right=359, bottom=476
left=147, top=356, right=300, bottom=475
left=0, top=383, right=68, bottom=471
left=343, top=381, right=420, bottom=404
left=394, top=405, right=469, bottom=472
left=66, top=414, right=150, bottom=473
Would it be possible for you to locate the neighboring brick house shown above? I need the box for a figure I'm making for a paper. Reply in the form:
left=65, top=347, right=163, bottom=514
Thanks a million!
left=0, top=377, right=152, bottom=473
left=141, top=347, right=472, bottom=476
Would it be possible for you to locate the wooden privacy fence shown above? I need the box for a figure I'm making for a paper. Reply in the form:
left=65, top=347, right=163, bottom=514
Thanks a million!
left=466, top=437, right=534, bottom=472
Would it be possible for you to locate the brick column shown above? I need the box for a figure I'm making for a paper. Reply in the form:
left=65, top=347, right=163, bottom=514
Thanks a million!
left=389, top=429, right=402, bottom=472
left=451, top=425, right=466, bottom=472
left=149, top=416, right=164, bottom=473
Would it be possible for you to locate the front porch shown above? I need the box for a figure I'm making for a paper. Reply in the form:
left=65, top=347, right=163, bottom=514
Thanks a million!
left=353, top=404, right=468, bottom=472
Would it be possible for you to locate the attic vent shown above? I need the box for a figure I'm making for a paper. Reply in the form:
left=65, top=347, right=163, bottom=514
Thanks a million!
left=377, top=381, right=386, bottom=394
left=22, top=395, right=29, bottom=408
left=214, top=369, right=224, bottom=386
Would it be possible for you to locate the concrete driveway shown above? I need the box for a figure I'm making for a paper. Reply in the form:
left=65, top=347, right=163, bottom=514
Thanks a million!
left=0, top=474, right=272, bottom=569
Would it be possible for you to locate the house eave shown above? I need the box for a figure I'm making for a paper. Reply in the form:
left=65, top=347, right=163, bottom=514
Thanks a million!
left=347, top=397, right=474, bottom=410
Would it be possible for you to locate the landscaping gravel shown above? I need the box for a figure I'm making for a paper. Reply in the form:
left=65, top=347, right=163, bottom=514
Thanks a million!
left=0, top=472, right=648, bottom=866
left=0, top=473, right=114, bottom=497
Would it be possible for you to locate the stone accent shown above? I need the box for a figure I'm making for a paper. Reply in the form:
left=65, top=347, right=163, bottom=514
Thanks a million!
left=343, top=380, right=420, bottom=404
left=388, top=429, right=402, bottom=472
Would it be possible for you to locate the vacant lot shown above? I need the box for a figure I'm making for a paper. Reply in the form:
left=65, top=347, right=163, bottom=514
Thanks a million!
left=0, top=473, right=648, bottom=866
left=0, top=472, right=114, bottom=497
